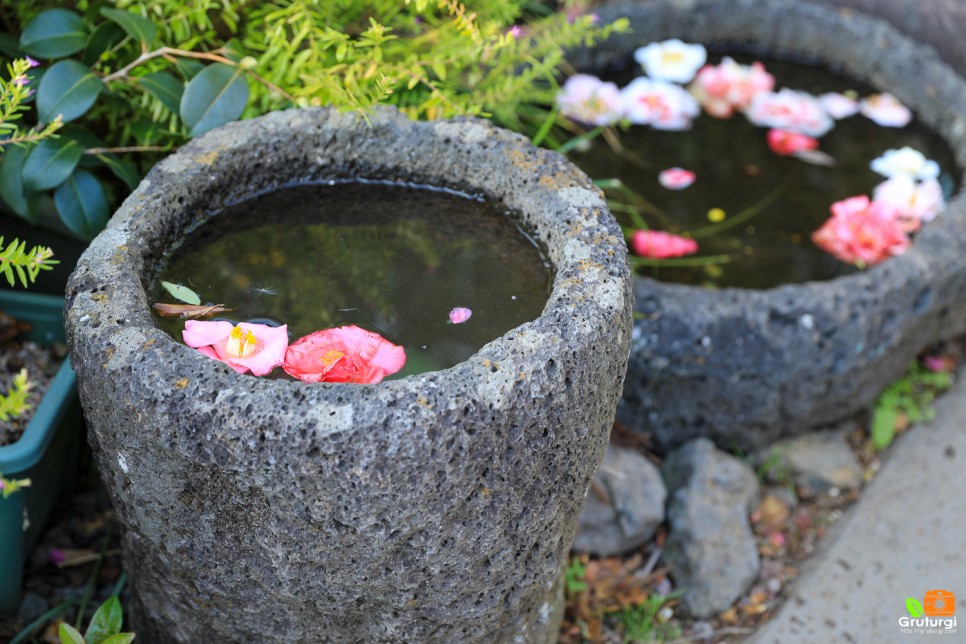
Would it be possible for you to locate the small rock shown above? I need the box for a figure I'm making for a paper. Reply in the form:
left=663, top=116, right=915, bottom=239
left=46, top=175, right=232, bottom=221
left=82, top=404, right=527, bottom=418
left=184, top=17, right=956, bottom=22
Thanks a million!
left=755, top=494, right=791, bottom=529
left=661, top=438, right=761, bottom=618
left=572, top=444, right=666, bottom=556
left=19, top=591, right=49, bottom=623
left=759, top=429, right=863, bottom=493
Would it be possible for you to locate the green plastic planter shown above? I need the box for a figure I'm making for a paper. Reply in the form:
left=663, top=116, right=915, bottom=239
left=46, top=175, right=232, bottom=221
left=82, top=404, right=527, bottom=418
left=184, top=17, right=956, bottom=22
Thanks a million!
left=0, top=290, right=80, bottom=615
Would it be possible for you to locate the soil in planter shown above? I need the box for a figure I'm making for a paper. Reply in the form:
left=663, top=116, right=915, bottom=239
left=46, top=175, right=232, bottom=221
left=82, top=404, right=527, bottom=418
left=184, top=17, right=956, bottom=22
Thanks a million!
left=572, top=53, right=959, bottom=289
left=151, top=181, right=551, bottom=378
left=0, top=313, right=66, bottom=447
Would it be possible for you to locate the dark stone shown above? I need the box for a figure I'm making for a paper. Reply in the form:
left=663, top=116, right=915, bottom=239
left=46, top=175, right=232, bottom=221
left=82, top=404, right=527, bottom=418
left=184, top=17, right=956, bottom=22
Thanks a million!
left=572, top=444, right=666, bottom=557
left=661, top=439, right=760, bottom=618
left=579, top=0, right=966, bottom=452
left=64, top=108, right=634, bottom=642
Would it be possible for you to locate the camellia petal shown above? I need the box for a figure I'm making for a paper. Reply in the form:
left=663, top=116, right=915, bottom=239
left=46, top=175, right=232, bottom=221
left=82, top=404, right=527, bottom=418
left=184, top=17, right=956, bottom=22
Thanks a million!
left=658, top=167, right=696, bottom=190
left=860, top=93, right=912, bottom=127
left=872, top=175, right=944, bottom=231
left=283, top=325, right=406, bottom=384
left=819, top=92, right=860, bottom=119
left=556, top=74, right=624, bottom=126
left=811, top=195, right=909, bottom=266
left=183, top=320, right=288, bottom=376
left=689, top=57, right=775, bottom=119
left=633, top=39, right=707, bottom=84
left=448, top=307, right=472, bottom=324
left=631, top=230, right=698, bottom=259
left=621, top=77, right=700, bottom=130
left=745, top=89, right=833, bottom=137
left=869, top=147, right=940, bottom=181
left=766, top=129, right=819, bottom=156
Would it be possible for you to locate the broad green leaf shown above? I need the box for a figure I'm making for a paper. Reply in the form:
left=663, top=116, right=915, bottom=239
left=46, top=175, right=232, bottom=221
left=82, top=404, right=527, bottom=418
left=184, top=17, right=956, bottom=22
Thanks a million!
left=58, top=622, right=86, bottom=644
left=137, top=71, right=183, bottom=114
left=54, top=169, right=109, bottom=240
left=96, top=154, right=141, bottom=191
left=161, top=281, right=201, bottom=305
left=20, top=9, right=87, bottom=59
left=0, top=145, right=41, bottom=221
left=83, top=21, right=125, bottom=66
left=174, top=57, right=204, bottom=81
left=37, top=59, right=102, bottom=124
left=907, top=597, right=924, bottom=617
left=22, top=137, right=83, bottom=191
left=85, top=595, right=123, bottom=643
left=180, top=63, right=249, bottom=137
left=100, top=634, right=136, bottom=644
left=100, top=8, right=155, bottom=45
left=871, top=407, right=897, bottom=451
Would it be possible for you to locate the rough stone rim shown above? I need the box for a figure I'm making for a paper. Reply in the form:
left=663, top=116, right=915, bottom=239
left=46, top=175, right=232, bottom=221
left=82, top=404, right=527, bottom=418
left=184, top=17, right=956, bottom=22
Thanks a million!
left=69, top=106, right=630, bottom=437
left=583, top=0, right=966, bottom=300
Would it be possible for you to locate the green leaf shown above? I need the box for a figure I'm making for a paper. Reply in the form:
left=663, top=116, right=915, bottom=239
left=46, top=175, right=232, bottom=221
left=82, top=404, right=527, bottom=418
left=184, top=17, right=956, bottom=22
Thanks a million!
left=20, top=9, right=88, bottom=59
left=907, top=597, right=924, bottom=617
left=85, top=595, right=123, bottom=643
left=58, top=622, right=86, bottom=644
left=100, top=8, right=155, bottom=45
left=0, top=145, right=41, bottom=221
left=54, top=169, right=109, bottom=240
left=180, top=63, right=248, bottom=137
left=136, top=71, right=183, bottom=114
left=83, top=21, right=126, bottom=67
left=37, top=59, right=103, bottom=124
left=0, top=32, right=21, bottom=59
left=22, top=137, right=83, bottom=191
left=871, top=406, right=897, bottom=451
left=96, top=154, right=141, bottom=191
left=161, top=281, right=201, bottom=305
left=100, top=635, right=136, bottom=644
left=174, top=58, right=204, bottom=81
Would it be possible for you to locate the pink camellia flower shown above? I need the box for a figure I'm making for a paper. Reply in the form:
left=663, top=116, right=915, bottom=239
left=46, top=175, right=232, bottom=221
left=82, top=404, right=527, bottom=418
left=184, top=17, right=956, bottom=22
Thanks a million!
left=556, top=74, right=624, bottom=126
left=631, top=230, right=698, bottom=259
left=689, top=57, right=775, bottom=118
left=811, top=195, right=910, bottom=266
left=746, top=88, right=834, bottom=137
left=860, top=92, right=912, bottom=127
left=766, top=129, right=819, bottom=156
left=283, top=325, right=406, bottom=384
left=621, top=77, right=700, bottom=130
left=183, top=320, right=288, bottom=376
left=658, top=167, right=696, bottom=190
left=872, top=175, right=944, bottom=232
left=819, top=92, right=860, bottom=119
left=922, top=355, right=953, bottom=373
left=448, top=307, right=472, bottom=324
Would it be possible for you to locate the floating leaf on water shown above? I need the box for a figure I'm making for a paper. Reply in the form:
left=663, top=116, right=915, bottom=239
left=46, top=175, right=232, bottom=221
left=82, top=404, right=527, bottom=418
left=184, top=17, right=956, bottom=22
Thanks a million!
left=153, top=302, right=232, bottom=319
left=161, top=281, right=201, bottom=305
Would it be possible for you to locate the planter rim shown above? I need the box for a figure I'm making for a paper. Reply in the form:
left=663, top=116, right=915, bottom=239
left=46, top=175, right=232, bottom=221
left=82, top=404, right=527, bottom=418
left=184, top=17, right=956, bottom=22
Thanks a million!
left=588, top=0, right=966, bottom=298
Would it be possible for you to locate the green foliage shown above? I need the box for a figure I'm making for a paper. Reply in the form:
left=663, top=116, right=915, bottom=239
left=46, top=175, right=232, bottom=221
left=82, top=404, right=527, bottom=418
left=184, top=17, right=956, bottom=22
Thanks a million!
left=619, top=592, right=683, bottom=643
left=59, top=596, right=135, bottom=644
left=565, top=556, right=588, bottom=595
left=0, top=366, right=32, bottom=421
left=0, top=235, right=58, bottom=287
left=0, top=471, right=31, bottom=498
left=871, top=361, right=953, bottom=451
left=0, top=1, right=626, bottom=240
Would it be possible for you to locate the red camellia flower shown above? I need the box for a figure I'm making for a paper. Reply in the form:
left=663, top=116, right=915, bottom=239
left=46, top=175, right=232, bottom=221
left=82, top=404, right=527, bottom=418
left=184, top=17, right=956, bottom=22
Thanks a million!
left=283, top=325, right=406, bottom=384
left=811, top=195, right=909, bottom=266
left=767, top=129, right=819, bottom=156
left=631, top=230, right=699, bottom=259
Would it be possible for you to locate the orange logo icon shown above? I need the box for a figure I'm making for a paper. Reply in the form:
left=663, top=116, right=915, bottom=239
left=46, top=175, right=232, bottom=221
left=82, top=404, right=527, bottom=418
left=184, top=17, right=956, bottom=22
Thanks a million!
left=924, top=590, right=956, bottom=617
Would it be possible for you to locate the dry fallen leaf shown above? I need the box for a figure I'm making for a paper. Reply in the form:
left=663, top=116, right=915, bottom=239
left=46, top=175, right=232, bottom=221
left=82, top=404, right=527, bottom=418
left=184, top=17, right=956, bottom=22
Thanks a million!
left=152, top=303, right=233, bottom=319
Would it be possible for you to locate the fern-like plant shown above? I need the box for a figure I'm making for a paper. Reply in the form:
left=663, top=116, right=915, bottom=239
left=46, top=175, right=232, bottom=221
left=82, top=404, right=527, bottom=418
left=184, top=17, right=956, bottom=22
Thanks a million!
left=0, top=235, right=58, bottom=288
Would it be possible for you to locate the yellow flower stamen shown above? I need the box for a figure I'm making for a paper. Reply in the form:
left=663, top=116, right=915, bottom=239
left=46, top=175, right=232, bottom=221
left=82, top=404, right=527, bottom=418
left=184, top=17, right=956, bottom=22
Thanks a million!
left=225, top=326, right=258, bottom=359
left=320, top=350, right=345, bottom=368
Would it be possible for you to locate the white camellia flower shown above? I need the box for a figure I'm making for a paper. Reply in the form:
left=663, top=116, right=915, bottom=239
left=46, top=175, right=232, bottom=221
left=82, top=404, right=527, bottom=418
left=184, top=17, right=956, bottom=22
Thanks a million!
left=873, top=175, right=945, bottom=230
left=556, top=74, right=624, bottom=126
left=621, top=77, right=700, bottom=130
left=860, top=92, right=912, bottom=127
left=870, top=147, right=940, bottom=180
left=634, top=39, right=707, bottom=84
left=745, top=88, right=834, bottom=137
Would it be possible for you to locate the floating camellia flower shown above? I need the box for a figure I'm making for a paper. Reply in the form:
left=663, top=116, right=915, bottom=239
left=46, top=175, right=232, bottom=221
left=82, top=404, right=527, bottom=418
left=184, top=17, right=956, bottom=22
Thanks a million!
left=688, top=56, right=775, bottom=118
left=860, top=92, right=912, bottom=127
left=745, top=88, right=834, bottom=137
left=811, top=195, right=909, bottom=266
left=631, top=230, right=698, bottom=259
left=658, top=167, right=696, bottom=190
left=283, top=325, right=406, bottom=384
left=870, top=147, right=940, bottom=181
left=872, top=175, right=945, bottom=232
left=448, top=307, right=472, bottom=324
left=819, top=92, right=860, bottom=119
left=556, top=74, right=624, bottom=126
left=766, top=129, right=819, bottom=156
left=621, top=77, right=700, bottom=130
left=183, top=320, right=288, bottom=376
left=633, top=39, right=707, bottom=83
